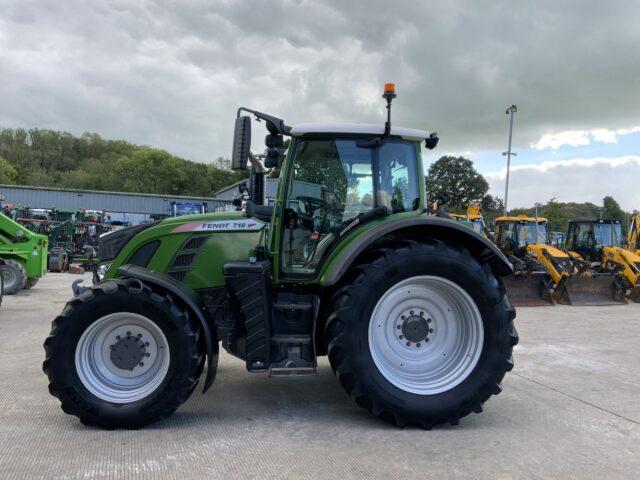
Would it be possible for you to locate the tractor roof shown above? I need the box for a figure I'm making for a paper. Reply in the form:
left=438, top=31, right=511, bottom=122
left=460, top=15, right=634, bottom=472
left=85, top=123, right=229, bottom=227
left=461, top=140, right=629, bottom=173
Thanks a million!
left=495, top=215, right=548, bottom=223
left=569, top=218, right=620, bottom=224
left=289, top=123, right=430, bottom=141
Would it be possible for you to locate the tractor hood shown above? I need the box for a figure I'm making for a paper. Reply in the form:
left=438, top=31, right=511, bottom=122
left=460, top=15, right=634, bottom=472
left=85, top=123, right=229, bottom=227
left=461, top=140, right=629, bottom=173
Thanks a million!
left=101, top=211, right=268, bottom=289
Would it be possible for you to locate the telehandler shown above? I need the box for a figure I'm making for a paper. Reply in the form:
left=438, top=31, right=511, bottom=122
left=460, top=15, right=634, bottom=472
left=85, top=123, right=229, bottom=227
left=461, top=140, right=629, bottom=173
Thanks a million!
left=565, top=218, right=640, bottom=303
left=43, top=84, right=518, bottom=429
left=0, top=211, right=48, bottom=294
left=494, top=216, right=625, bottom=306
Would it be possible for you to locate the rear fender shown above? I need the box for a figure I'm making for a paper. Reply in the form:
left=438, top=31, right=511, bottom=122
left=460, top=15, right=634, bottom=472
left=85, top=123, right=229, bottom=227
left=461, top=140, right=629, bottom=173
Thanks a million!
left=117, top=264, right=219, bottom=393
left=321, top=216, right=512, bottom=285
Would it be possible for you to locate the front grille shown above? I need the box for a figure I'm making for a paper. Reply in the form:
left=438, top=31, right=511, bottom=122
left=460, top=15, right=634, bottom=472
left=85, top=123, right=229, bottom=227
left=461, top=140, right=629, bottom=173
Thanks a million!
left=172, top=253, right=196, bottom=268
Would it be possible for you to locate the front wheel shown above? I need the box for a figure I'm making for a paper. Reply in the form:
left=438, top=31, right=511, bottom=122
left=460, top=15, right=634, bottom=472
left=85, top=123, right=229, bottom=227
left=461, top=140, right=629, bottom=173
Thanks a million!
left=1, top=259, right=27, bottom=294
left=325, top=239, right=518, bottom=428
left=43, top=279, right=205, bottom=429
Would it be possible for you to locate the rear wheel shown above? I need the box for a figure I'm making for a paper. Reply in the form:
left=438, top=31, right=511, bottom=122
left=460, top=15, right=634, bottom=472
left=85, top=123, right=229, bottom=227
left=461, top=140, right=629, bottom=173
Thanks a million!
left=325, top=239, right=518, bottom=428
left=43, top=278, right=205, bottom=429
left=1, top=259, right=27, bottom=294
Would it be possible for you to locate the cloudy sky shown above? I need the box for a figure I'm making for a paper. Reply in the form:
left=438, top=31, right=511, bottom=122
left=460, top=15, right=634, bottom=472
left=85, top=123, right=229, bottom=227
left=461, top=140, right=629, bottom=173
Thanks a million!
left=1, top=0, right=639, bottom=209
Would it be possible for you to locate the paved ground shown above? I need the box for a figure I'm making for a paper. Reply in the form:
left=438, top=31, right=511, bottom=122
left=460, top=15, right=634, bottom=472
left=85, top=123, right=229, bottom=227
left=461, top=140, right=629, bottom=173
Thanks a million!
left=0, top=273, right=639, bottom=479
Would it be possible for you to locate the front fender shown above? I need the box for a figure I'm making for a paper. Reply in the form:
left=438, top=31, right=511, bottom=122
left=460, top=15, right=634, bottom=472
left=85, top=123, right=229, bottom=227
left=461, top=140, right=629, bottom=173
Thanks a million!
left=321, top=216, right=512, bottom=285
left=117, top=264, right=219, bottom=393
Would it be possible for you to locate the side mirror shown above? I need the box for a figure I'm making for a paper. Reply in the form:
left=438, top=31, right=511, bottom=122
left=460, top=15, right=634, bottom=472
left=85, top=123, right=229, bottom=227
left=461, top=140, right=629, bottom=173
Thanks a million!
left=232, top=116, right=252, bottom=171
left=425, top=133, right=439, bottom=150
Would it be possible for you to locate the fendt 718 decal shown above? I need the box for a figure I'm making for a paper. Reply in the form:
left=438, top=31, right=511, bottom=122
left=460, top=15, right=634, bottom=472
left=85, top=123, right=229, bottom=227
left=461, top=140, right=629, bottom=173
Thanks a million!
left=171, top=219, right=265, bottom=233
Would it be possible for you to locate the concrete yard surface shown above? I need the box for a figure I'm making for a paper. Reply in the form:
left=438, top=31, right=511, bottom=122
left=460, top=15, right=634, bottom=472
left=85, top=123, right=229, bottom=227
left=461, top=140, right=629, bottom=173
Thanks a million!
left=0, top=273, right=639, bottom=479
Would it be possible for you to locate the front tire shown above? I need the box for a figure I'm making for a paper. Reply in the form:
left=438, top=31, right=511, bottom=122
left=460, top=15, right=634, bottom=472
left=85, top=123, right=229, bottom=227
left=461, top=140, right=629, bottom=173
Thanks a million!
left=43, top=278, right=205, bottom=429
left=325, top=239, right=518, bottom=428
left=1, top=259, right=27, bottom=294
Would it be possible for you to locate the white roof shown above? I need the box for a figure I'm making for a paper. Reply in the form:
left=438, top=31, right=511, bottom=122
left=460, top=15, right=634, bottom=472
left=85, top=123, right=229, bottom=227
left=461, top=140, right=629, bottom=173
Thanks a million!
left=290, top=123, right=429, bottom=141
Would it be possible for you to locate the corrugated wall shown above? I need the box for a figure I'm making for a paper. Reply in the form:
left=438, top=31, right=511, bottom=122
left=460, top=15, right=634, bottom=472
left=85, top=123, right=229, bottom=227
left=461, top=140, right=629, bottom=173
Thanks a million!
left=0, top=184, right=229, bottom=215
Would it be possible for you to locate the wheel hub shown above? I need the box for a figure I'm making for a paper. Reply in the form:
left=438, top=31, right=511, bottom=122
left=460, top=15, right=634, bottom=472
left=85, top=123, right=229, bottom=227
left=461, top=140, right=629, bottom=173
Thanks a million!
left=401, top=315, right=429, bottom=343
left=110, top=334, right=147, bottom=370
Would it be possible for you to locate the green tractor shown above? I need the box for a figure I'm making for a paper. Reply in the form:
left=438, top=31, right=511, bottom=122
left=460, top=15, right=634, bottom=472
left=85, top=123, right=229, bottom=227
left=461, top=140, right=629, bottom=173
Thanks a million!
left=0, top=211, right=48, bottom=294
left=43, top=85, right=518, bottom=429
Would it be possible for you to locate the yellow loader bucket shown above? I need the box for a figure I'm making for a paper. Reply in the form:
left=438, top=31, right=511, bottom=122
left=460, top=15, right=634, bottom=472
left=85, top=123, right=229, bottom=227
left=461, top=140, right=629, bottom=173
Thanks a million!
left=553, top=275, right=627, bottom=306
left=503, top=273, right=555, bottom=307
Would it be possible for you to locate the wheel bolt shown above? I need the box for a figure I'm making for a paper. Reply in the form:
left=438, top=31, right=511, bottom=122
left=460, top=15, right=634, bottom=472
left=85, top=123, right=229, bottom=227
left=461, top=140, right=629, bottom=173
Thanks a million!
left=116, top=335, right=121, bottom=340
left=145, top=353, right=150, bottom=357
left=399, top=335, right=404, bottom=339
left=425, top=338, right=430, bottom=342
left=137, top=333, right=142, bottom=338
left=429, top=328, right=434, bottom=333
left=420, top=311, right=424, bottom=316
left=139, top=362, right=144, bottom=367
left=109, top=345, right=115, bottom=350
left=416, top=343, right=421, bottom=348
left=126, top=331, right=131, bottom=337
left=427, top=318, right=432, bottom=324
left=144, top=342, right=149, bottom=347
left=401, top=315, right=406, bottom=320
left=410, top=310, right=414, bottom=315
left=396, top=325, right=401, bottom=330
left=406, top=341, right=411, bottom=347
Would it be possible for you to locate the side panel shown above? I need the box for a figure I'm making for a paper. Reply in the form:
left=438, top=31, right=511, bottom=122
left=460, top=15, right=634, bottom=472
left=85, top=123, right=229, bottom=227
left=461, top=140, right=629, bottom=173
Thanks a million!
left=105, top=213, right=266, bottom=289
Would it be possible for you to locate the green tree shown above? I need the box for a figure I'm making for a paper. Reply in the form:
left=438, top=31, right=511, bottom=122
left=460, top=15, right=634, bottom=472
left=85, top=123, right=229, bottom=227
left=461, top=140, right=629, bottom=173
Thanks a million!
left=426, top=156, right=489, bottom=210
left=0, top=156, right=18, bottom=184
left=602, top=196, right=627, bottom=230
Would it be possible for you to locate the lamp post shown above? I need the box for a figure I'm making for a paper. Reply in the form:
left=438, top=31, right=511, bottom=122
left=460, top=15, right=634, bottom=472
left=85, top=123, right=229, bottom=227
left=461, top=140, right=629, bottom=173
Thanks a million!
left=503, top=105, right=518, bottom=216
left=534, top=202, right=542, bottom=243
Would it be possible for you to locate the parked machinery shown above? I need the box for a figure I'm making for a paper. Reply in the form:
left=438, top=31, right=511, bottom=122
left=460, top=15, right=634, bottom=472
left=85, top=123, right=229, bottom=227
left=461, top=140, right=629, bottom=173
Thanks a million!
left=449, top=205, right=490, bottom=238
left=565, top=218, right=640, bottom=303
left=0, top=211, right=48, bottom=294
left=494, top=215, right=626, bottom=306
left=628, top=213, right=640, bottom=256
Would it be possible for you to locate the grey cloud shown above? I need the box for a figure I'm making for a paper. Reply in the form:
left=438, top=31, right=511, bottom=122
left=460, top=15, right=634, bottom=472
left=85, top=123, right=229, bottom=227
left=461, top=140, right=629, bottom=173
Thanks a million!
left=0, top=0, right=638, bottom=162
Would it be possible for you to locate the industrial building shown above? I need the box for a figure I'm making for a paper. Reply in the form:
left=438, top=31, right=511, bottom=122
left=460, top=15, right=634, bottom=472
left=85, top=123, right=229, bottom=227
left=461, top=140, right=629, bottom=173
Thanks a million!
left=0, top=184, right=231, bottom=224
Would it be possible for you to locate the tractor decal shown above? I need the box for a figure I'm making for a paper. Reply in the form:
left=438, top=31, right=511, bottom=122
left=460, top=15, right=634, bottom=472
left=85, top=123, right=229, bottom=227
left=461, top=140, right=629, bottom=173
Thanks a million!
left=171, top=219, right=265, bottom=233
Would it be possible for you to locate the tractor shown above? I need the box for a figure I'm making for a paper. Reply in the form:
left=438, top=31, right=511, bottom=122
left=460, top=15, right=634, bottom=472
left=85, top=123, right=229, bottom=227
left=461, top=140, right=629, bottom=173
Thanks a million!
left=493, top=215, right=625, bottom=306
left=565, top=218, right=640, bottom=303
left=0, top=211, right=48, bottom=294
left=43, top=84, right=518, bottom=429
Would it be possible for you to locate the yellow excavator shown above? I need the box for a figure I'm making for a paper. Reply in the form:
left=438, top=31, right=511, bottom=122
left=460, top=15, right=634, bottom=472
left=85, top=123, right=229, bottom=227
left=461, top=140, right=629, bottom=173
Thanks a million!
left=494, top=215, right=626, bottom=306
left=449, top=205, right=490, bottom=238
left=629, top=213, right=640, bottom=256
left=565, top=218, right=640, bottom=303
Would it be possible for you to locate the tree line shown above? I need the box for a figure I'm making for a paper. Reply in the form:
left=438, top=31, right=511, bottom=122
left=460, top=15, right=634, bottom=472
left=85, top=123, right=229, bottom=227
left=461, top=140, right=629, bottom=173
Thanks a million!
left=0, top=128, right=247, bottom=197
left=425, top=155, right=633, bottom=232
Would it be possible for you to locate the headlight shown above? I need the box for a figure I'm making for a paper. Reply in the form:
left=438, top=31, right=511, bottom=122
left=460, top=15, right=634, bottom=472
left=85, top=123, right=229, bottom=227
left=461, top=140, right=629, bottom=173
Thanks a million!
left=97, top=263, right=112, bottom=281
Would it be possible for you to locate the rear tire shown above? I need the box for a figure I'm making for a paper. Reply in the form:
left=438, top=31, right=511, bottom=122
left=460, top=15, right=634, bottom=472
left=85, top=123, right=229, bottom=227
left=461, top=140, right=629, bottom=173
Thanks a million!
left=325, top=239, right=518, bottom=428
left=43, top=278, right=205, bottom=429
left=1, top=259, right=27, bottom=294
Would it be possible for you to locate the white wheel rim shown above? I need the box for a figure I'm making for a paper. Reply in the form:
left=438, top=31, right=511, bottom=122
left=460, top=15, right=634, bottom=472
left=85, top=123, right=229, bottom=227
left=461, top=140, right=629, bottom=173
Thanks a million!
left=75, top=312, right=170, bottom=403
left=368, top=276, right=484, bottom=395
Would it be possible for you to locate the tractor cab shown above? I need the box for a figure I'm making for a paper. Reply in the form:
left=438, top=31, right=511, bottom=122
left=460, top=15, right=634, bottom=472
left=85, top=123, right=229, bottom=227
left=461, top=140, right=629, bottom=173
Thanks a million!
left=494, top=215, right=548, bottom=257
left=565, top=219, right=624, bottom=261
left=231, top=83, right=439, bottom=278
